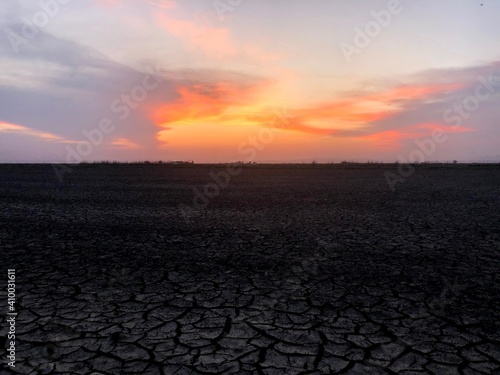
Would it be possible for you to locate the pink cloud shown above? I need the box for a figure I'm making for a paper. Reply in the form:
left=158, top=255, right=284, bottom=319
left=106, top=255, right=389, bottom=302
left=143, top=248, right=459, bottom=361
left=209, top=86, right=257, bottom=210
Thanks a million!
left=155, top=13, right=281, bottom=61
left=156, top=14, right=236, bottom=58
left=110, top=137, right=141, bottom=150
left=356, top=123, right=474, bottom=150
left=93, top=0, right=174, bottom=8
left=0, top=121, right=76, bottom=143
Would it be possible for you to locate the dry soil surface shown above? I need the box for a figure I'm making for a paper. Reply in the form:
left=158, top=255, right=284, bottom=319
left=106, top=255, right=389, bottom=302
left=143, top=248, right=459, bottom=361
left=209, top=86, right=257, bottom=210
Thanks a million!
left=1, top=164, right=499, bottom=374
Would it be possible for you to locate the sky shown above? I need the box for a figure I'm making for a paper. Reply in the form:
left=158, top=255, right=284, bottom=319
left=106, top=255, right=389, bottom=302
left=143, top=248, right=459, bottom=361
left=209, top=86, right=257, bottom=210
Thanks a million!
left=0, top=0, right=499, bottom=163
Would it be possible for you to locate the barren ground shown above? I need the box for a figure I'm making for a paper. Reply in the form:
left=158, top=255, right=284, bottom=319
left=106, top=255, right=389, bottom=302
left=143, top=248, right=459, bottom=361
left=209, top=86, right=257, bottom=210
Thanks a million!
left=1, top=164, right=499, bottom=374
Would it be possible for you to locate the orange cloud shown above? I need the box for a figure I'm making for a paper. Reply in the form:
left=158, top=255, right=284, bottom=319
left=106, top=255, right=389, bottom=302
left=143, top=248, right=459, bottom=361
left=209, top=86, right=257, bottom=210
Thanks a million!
left=244, top=111, right=336, bottom=135
left=294, top=100, right=391, bottom=126
left=150, top=79, right=270, bottom=127
left=146, top=74, right=469, bottom=149
left=292, top=82, right=464, bottom=129
left=275, top=121, right=336, bottom=135
left=148, top=77, right=340, bottom=141
left=0, top=121, right=75, bottom=143
left=250, top=82, right=469, bottom=139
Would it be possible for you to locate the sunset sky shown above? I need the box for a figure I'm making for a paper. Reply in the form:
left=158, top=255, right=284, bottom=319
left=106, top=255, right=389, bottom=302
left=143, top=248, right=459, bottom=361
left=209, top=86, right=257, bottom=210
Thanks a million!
left=1, top=0, right=499, bottom=163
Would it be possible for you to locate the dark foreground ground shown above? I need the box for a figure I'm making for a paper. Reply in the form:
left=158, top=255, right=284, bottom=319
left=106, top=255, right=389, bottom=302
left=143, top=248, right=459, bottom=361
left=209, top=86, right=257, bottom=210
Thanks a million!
left=1, top=164, right=499, bottom=375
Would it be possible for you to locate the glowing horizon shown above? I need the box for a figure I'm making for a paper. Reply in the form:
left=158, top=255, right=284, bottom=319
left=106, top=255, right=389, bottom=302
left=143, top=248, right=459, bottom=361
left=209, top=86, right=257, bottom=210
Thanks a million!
left=1, top=0, right=499, bottom=163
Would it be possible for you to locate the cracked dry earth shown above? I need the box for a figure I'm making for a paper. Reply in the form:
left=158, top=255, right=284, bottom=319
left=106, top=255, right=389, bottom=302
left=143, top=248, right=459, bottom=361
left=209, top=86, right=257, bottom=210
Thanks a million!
left=1, top=164, right=499, bottom=375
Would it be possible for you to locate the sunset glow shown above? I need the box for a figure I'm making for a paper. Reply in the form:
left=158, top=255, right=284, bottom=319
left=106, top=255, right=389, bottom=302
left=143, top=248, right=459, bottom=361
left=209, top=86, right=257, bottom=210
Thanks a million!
left=1, top=0, right=499, bottom=162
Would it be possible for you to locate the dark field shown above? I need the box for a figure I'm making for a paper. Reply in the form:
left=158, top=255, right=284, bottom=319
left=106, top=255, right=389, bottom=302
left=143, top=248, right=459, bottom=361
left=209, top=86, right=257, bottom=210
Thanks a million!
left=1, top=164, right=499, bottom=374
